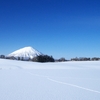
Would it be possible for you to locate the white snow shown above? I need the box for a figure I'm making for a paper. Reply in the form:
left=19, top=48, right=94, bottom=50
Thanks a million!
left=0, top=59, right=100, bottom=100
left=7, top=46, right=42, bottom=60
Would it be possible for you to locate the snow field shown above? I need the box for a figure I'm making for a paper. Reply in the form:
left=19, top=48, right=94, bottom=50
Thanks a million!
left=0, top=59, right=100, bottom=100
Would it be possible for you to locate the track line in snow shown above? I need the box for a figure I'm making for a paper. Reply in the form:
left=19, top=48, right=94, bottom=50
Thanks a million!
left=47, top=78, right=100, bottom=94
left=26, top=72, right=48, bottom=78
left=26, top=71, right=100, bottom=94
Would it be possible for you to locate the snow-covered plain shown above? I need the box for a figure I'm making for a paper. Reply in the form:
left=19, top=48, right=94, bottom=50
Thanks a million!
left=0, top=59, right=100, bottom=100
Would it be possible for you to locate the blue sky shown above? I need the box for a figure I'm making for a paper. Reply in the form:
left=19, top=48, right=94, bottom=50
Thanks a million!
left=0, top=0, right=100, bottom=59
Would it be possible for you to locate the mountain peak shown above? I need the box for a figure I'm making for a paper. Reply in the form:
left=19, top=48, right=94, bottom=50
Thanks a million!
left=8, top=46, right=42, bottom=60
left=23, top=46, right=33, bottom=50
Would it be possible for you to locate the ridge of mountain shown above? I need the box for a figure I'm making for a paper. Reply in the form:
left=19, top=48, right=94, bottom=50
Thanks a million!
left=8, top=46, right=42, bottom=60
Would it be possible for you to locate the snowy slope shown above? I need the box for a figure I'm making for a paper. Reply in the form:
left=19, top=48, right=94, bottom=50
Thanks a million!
left=7, top=46, right=42, bottom=60
left=0, top=59, right=100, bottom=100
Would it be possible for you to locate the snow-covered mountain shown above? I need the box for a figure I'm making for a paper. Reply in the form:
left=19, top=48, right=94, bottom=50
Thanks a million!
left=7, top=46, right=42, bottom=60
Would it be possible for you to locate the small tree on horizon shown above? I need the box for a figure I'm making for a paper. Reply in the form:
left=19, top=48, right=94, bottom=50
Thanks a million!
left=18, top=57, right=20, bottom=60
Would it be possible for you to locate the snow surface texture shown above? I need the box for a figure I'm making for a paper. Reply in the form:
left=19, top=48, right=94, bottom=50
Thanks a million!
left=0, top=59, right=100, bottom=100
left=7, top=46, right=42, bottom=60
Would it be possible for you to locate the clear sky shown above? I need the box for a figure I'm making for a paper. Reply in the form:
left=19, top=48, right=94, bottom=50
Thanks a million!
left=0, top=0, right=100, bottom=59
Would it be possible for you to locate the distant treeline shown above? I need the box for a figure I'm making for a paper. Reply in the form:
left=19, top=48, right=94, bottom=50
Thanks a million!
left=71, top=57, right=100, bottom=61
left=0, top=54, right=100, bottom=62
left=0, top=54, right=55, bottom=62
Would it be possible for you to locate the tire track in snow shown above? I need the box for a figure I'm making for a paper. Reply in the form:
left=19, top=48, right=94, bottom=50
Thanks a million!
left=26, top=71, right=100, bottom=94
left=47, top=78, right=100, bottom=94
left=26, top=72, right=48, bottom=78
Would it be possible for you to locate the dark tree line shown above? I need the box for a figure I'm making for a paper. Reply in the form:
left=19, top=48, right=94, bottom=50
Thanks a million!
left=71, top=57, right=100, bottom=61
left=32, top=55, right=55, bottom=62
left=1, top=54, right=100, bottom=62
